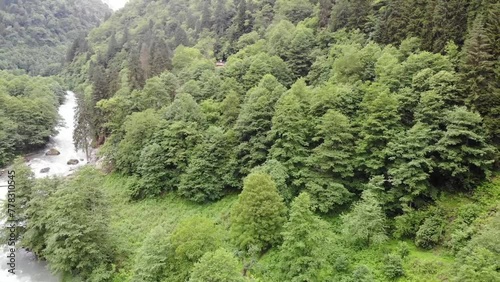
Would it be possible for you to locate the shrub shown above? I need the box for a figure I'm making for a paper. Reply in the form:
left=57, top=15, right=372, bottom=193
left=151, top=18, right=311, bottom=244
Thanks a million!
left=415, top=215, right=445, bottom=249
left=382, top=253, right=405, bottom=279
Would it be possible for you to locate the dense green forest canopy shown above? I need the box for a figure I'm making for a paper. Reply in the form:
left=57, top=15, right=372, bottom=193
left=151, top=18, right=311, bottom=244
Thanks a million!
left=0, top=70, right=65, bottom=166
left=0, top=0, right=111, bottom=75
left=2, top=0, right=499, bottom=281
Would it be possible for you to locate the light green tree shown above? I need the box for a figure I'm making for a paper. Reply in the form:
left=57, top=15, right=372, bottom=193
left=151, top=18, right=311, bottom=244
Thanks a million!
left=230, top=172, right=287, bottom=252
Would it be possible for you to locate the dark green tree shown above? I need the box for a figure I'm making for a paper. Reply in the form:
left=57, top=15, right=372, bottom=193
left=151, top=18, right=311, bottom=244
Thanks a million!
left=234, top=75, right=286, bottom=175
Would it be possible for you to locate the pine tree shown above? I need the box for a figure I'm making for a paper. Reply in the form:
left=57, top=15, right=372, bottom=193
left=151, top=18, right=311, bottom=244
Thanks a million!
left=279, top=193, right=335, bottom=281
left=230, top=172, right=287, bottom=252
left=461, top=13, right=500, bottom=143
left=149, top=38, right=172, bottom=77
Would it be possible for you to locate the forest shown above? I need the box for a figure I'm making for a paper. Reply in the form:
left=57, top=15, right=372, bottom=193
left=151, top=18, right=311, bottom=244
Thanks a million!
left=2, top=0, right=500, bottom=281
left=0, top=71, right=65, bottom=166
left=0, top=0, right=111, bottom=75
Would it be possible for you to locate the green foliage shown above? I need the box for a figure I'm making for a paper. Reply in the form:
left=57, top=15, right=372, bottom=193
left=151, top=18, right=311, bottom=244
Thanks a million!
left=434, top=107, right=495, bottom=190
left=0, top=71, right=63, bottom=166
left=189, top=249, right=245, bottom=282
left=341, top=190, right=388, bottom=247
left=234, top=75, right=286, bottom=175
left=230, top=172, right=287, bottom=252
left=131, top=224, right=173, bottom=282
left=415, top=213, right=446, bottom=249
left=306, top=109, right=354, bottom=212
left=278, top=193, right=335, bottom=281
left=179, top=127, right=238, bottom=202
left=42, top=167, right=113, bottom=278
left=382, top=253, right=405, bottom=279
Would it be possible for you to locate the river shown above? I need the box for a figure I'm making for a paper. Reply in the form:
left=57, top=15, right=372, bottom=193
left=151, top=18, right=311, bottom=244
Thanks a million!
left=0, top=91, right=86, bottom=281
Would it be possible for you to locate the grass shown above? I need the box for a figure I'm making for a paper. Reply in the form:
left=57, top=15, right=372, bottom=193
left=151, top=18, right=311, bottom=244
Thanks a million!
left=101, top=174, right=237, bottom=271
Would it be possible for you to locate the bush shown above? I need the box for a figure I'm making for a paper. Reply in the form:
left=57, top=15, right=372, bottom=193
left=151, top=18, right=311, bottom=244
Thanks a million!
left=415, top=215, right=445, bottom=249
left=382, top=253, right=405, bottom=279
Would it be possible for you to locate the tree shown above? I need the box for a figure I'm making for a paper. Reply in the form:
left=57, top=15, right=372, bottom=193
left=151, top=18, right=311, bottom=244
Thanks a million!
left=149, top=37, right=172, bottom=77
left=279, top=193, right=335, bottom=281
left=269, top=80, right=312, bottom=196
left=286, top=25, right=316, bottom=78
left=189, top=249, right=245, bottom=282
left=230, top=172, right=287, bottom=252
left=387, top=122, right=435, bottom=205
left=113, top=109, right=162, bottom=175
left=433, top=107, right=495, bottom=190
left=356, top=91, right=402, bottom=177
left=275, top=0, right=314, bottom=24
left=306, top=110, right=355, bottom=212
left=179, top=127, right=238, bottom=202
left=168, top=216, right=224, bottom=281
left=22, top=177, right=64, bottom=257
left=234, top=75, right=286, bottom=175
left=43, top=167, right=113, bottom=278
left=461, top=14, right=500, bottom=143
left=132, top=223, right=174, bottom=282
left=341, top=190, right=388, bottom=247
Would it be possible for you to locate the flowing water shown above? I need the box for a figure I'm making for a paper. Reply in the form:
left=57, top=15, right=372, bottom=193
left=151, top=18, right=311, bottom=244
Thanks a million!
left=0, top=91, right=86, bottom=281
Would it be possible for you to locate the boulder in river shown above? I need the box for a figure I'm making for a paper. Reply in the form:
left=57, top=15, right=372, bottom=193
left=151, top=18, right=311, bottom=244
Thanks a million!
left=45, top=148, right=60, bottom=156
left=67, top=159, right=79, bottom=165
left=80, top=158, right=84, bottom=161
left=40, top=167, right=50, bottom=173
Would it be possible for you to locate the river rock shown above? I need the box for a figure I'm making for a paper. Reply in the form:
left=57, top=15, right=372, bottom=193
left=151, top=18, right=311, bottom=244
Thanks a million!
left=40, top=167, right=50, bottom=173
left=67, top=159, right=79, bottom=165
left=45, top=148, right=60, bottom=156
left=80, top=158, right=84, bottom=161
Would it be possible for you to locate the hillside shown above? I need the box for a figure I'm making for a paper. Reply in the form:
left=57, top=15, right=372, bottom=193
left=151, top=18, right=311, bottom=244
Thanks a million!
left=0, top=0, right=112, bottom=75
left=6, top=0, right=500, bottom=281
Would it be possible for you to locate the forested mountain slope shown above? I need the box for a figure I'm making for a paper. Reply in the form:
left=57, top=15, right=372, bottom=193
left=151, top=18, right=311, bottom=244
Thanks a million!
left=0, top=0, right=111, bottom=75
left=9, top=0, right=497, bottom=280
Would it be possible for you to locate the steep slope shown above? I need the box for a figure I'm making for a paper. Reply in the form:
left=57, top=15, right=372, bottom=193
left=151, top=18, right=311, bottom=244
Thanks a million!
left=0, top=0, right=112, bottom=75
